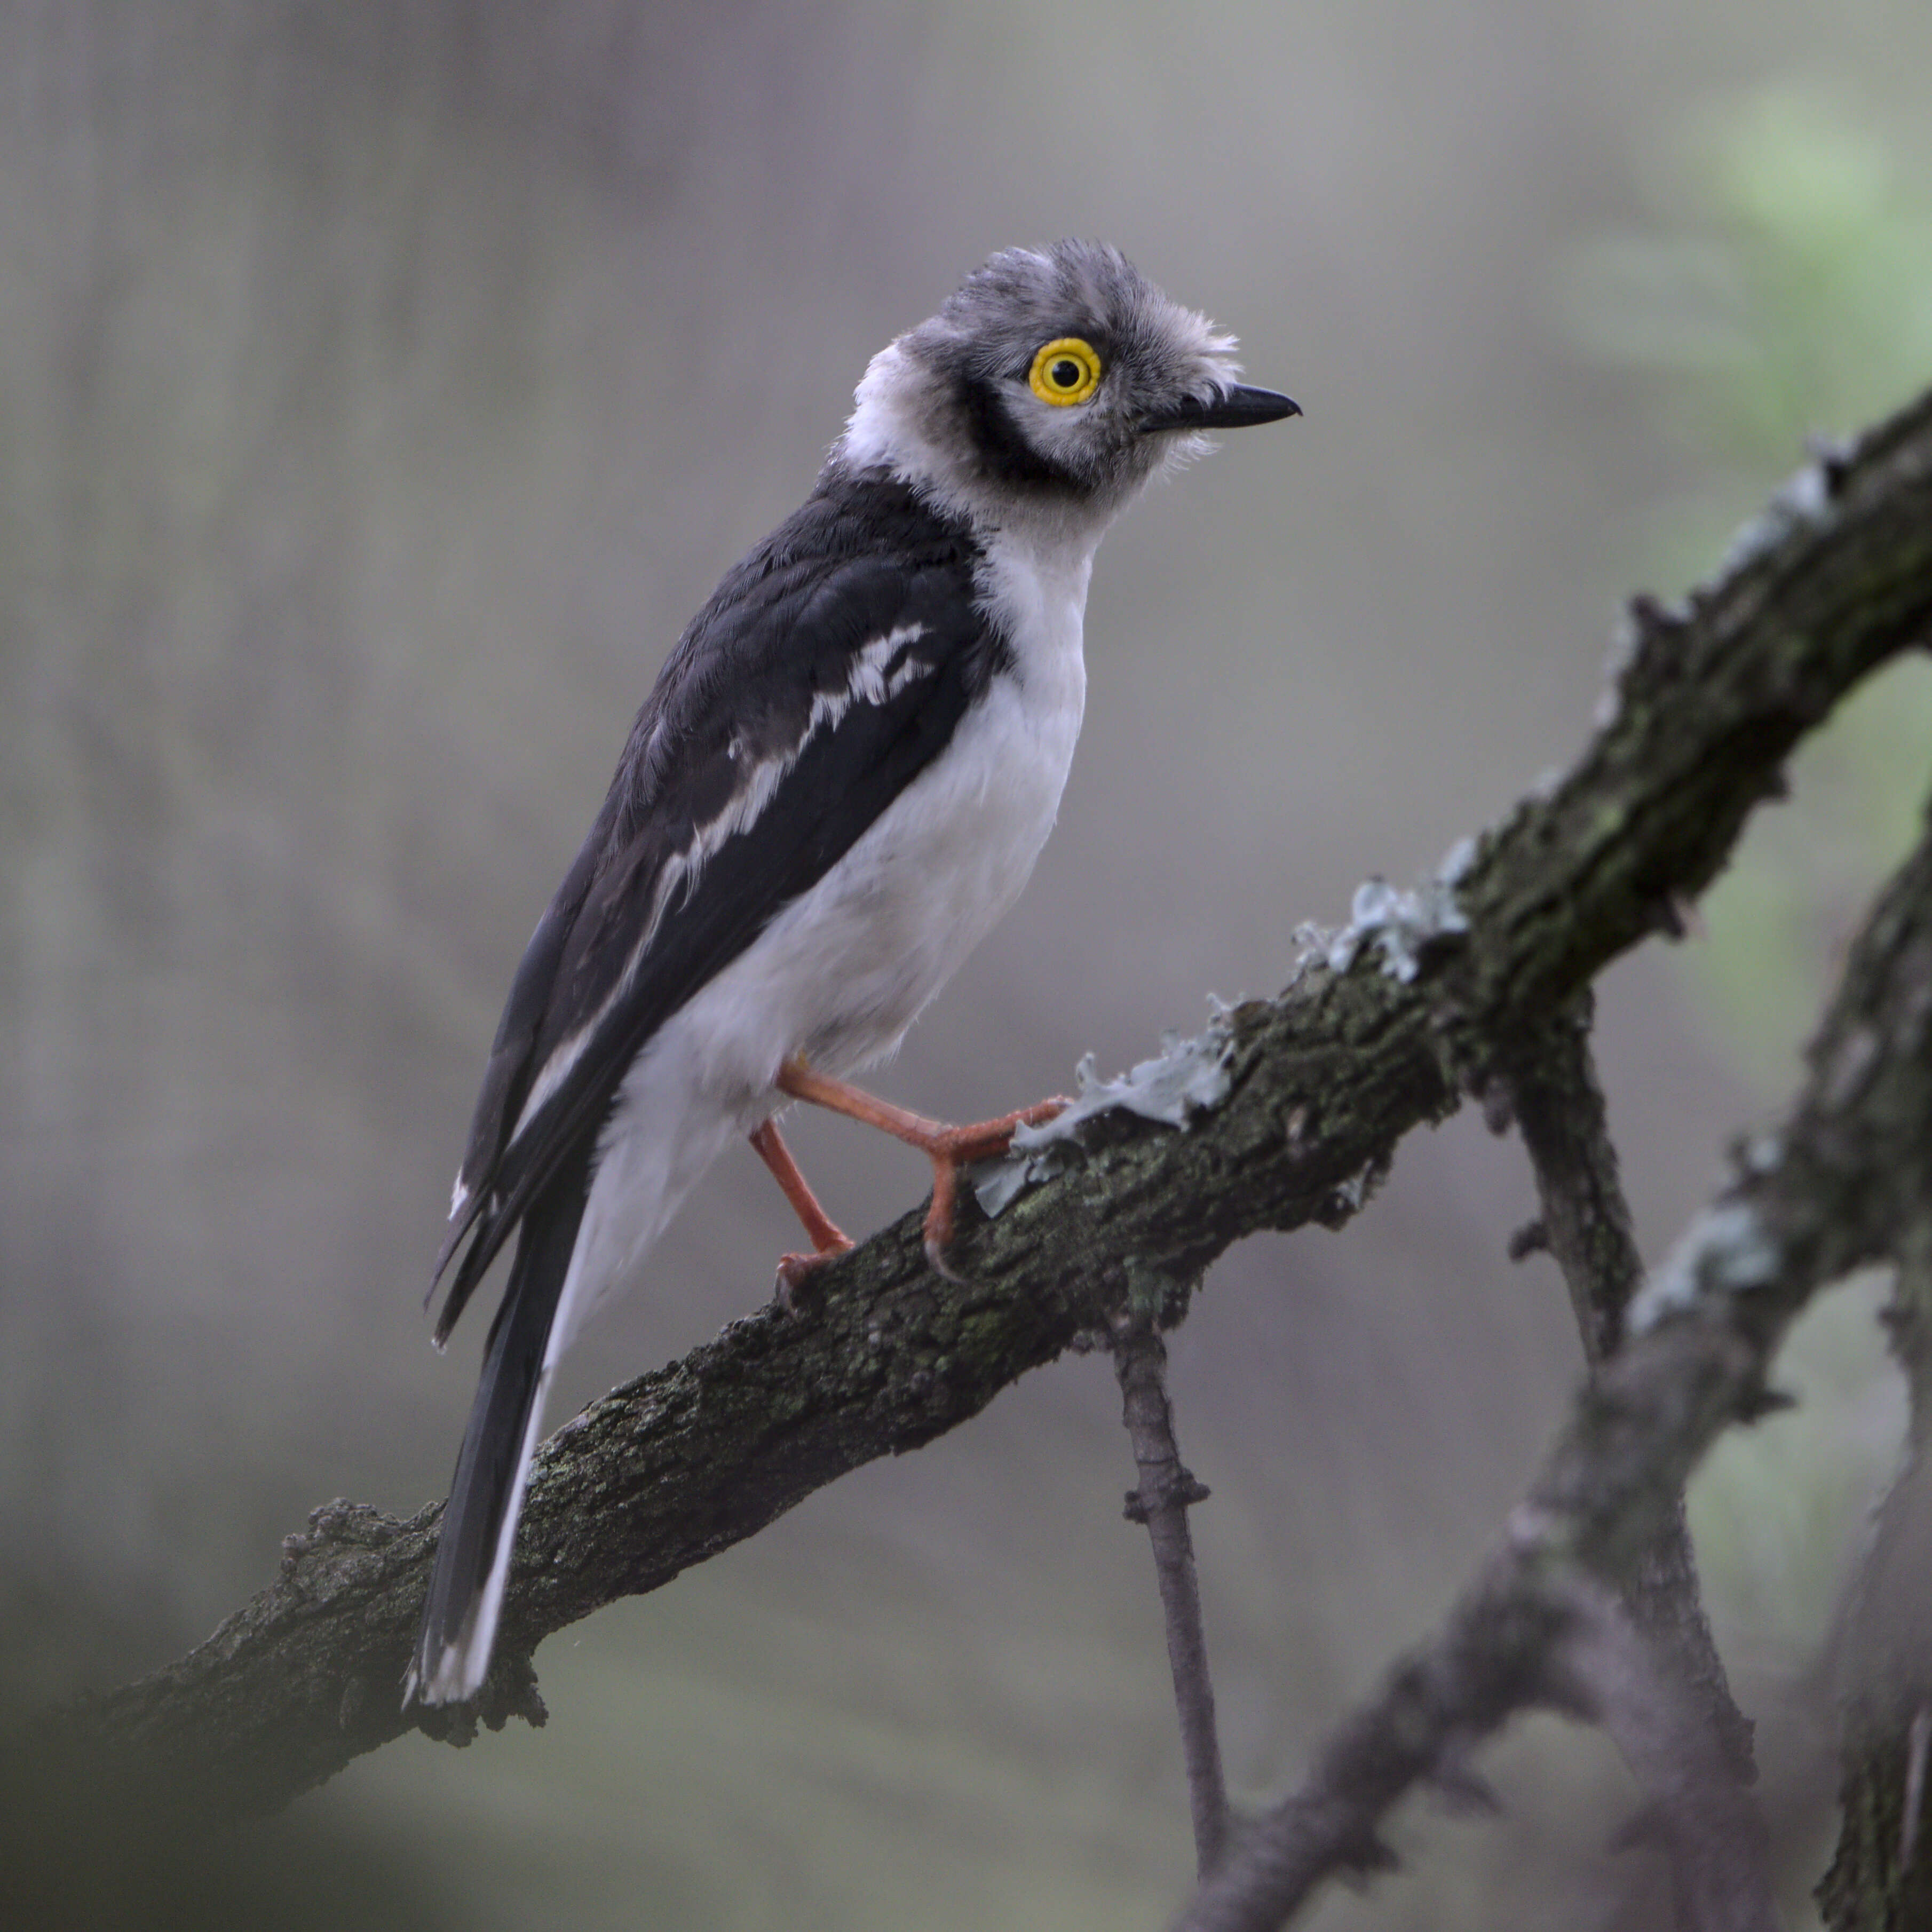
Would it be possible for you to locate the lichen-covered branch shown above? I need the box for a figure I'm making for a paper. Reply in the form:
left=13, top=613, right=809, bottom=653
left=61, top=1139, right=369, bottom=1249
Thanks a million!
left=1176, top=798, right=1932, bottom=1932
left=58, top=386, right=1932, bottom=1822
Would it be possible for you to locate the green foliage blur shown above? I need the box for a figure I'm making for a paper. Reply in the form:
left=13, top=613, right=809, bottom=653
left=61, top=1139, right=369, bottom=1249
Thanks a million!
left=1561, top=95, right=1931, bottom=1930
left=1560, top=86, right=1932, bottom=1092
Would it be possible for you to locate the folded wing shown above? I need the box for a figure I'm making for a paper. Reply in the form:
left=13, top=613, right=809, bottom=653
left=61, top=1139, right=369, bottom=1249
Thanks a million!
left=430, top=480, right=997, bottom=1342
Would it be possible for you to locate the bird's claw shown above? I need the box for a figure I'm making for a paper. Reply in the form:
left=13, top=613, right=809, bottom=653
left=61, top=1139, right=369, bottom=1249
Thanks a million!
left=772, top=1238, right=853, bottom=1314
left=918, top=1094, right=1071, bottom=1280
left=922, top=1221, right=967, bottom=1285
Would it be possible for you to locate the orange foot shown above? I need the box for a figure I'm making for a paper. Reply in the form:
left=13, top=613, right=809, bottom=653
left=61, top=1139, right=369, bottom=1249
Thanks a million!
left=772, top=1237, right=856, bottom=1310
left=775, top=1060, right=1067, bottom=1280
left=750, top=1119, right=854, bottom=1311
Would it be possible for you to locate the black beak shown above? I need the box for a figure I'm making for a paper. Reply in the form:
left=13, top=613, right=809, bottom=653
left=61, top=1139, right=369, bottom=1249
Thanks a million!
left=1139, top=385, right=1301, bottom=433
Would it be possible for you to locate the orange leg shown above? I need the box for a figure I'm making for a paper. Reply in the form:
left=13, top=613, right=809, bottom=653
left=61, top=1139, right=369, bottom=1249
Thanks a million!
left=775, top=1057, right=1067, bottom=1278
left=748, top=1118, right=853, bottom=1305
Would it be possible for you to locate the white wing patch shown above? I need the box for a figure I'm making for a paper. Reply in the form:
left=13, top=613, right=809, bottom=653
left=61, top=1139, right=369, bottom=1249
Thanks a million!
left=503, top=623, right=933, bottom=1147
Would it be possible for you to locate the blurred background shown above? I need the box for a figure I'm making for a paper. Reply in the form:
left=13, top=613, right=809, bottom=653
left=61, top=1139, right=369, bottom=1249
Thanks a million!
left=5, top=3, right=1932, bottom=1926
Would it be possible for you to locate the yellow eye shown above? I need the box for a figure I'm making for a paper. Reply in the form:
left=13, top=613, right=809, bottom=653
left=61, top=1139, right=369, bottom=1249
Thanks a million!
left=1028, top=337, right=1103, bottom=406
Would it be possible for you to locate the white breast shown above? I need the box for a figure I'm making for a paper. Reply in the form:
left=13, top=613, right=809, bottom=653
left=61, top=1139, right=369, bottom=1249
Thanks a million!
left=560, top=527, right=1092, bottom=1332
left=663, top=524, right=1095, bottom=1108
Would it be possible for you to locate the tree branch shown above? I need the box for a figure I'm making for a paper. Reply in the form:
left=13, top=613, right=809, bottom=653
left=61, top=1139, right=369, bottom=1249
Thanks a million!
left=1112, top=1308, right=1229, bottom=1877
left=1503, top=1000, right=1645, bottom=1368
left=1175, top=791, right=1932, bottom=1932
left=1505, top=1002, right=1773, bottom=1930
left=57, top=387, right=1932, bottom=1822
left=1816, top=1155, right=1932, bottom=1924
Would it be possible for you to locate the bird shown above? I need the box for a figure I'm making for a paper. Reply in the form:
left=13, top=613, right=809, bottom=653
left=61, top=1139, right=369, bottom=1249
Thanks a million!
left=405, top=240, right=1298, bottom=1708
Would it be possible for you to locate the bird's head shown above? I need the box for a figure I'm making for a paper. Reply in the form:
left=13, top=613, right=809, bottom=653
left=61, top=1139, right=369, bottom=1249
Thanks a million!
left=838, top=241, right=1298, bottom=528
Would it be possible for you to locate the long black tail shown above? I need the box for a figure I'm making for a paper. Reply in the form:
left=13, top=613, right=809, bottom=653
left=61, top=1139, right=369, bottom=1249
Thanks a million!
left=406, top=1169, right=589, bottom=1706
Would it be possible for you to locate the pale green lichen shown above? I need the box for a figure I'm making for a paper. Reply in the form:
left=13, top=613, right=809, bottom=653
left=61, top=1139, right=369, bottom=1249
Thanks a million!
left=970, top=1012, right=1238, bottom=1217
left=1708, top=457, right=1835, bottom=585
left=1627, top=1200, right=1784, bottom=1333
left=1323, top=858, right=1472, bottom=984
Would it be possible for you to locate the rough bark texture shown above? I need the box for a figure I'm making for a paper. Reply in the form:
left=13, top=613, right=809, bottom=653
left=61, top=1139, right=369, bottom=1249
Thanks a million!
left=1820, top=1685, right=1932, bottom=1928
left=50, top=389, right=1932, bottom=1842
left=1817, top=1238, right=1932, bottom=1927
left=1113, top=1315, right=1229, bottom=1879
left=1504, top=1005, right=1772, bottom=1930
left=1177, top=779, right=1932, bottom=1932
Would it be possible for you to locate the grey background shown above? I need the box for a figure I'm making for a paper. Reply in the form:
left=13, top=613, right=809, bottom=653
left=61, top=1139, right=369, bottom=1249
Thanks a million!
left=5, top=3, right=1931, bottom=1925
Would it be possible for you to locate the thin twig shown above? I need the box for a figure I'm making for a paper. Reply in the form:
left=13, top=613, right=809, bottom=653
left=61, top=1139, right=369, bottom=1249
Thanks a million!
left=1502, top=1000, right=1645, bottom=1369
left=1112, top=1310, right=1229, bottom=1876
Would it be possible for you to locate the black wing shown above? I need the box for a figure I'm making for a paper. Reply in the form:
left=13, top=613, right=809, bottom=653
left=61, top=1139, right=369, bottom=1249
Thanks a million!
left=431, top=473, right=1000, bottom=1341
